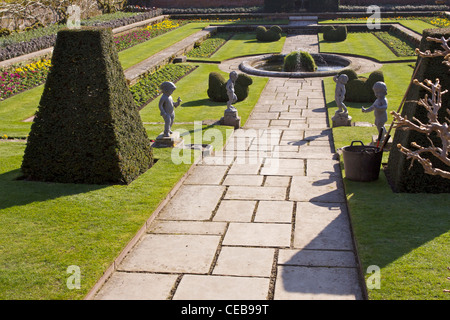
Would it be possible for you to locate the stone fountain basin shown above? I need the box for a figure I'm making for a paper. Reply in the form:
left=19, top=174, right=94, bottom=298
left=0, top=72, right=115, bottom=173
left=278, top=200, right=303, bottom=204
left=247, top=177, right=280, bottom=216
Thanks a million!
left=239, top=53, right=357, bottom=78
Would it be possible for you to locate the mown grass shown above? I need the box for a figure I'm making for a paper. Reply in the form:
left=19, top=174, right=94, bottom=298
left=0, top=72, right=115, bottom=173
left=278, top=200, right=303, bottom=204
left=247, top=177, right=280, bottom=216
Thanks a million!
left=319, top=32, right=417, bottom=63
left=0, top=122, right=234, bottom=300
left=118, top=22, right=210, bottom=69
left=207, top=32, right=286, bottom=62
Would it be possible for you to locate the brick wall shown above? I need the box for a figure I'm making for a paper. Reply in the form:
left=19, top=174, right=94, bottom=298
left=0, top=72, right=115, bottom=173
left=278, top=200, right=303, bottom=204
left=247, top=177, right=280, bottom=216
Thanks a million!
left=340, top=0, right=446, bottom=5
left=149, top=0, right=264, bottom=8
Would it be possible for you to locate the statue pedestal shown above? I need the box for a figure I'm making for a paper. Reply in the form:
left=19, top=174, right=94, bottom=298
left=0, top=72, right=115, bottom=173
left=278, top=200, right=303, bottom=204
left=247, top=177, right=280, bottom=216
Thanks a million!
left=220, top=109, right=241, bottom=129
left=154, top=131, right=184, bottom=148
left=332, top=112, right=352, bottom=127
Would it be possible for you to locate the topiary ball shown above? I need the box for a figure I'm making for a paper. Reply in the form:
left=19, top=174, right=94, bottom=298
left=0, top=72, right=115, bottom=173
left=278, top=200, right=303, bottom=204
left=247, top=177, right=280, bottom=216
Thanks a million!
left=207, top=72, right=253, bottom=102
left=323, top=26, right=347, bottom=42
left=338, top=69, right=358, bottom=82
left=256, top=25, right=281, bottom=42
left=365, top=70, right=385, bottom=100
left=207, top=72, right=228, bottom=102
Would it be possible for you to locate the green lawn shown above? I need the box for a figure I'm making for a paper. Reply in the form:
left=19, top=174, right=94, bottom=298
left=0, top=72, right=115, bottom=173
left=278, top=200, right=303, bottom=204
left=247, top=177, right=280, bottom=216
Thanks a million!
left=319, top=32, right=417, bottom=62
left=0, top=121, right=235, bottom=300
left=398, top=20, right=436, bottom=35
left=318, top=18, right=437, bottom=35
left=119, top=22, right=210, bottom=70
left=207, top=32, right=286, bottom=62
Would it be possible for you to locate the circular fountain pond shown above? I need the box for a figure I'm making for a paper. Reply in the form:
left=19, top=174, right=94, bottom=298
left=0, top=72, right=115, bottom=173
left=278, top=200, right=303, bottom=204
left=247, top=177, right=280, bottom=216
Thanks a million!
left=239, top=53, right=355, bottom=78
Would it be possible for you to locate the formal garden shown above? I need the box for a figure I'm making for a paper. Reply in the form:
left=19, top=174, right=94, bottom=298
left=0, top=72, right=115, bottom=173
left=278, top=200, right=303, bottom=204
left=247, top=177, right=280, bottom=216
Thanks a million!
left=0, top=0, right=449, bottom=300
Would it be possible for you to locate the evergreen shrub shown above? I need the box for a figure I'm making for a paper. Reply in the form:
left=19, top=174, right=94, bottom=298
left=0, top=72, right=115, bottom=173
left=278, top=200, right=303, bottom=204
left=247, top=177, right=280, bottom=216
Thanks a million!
left=21, top=27, right=153, bottom=185
left=207, top=72, right=253, bottom=102
left=256, top=25, right=282, bottom=42
left=323, top=26, right=347, bottom=42
left=340, top=70, right=384, bottom=102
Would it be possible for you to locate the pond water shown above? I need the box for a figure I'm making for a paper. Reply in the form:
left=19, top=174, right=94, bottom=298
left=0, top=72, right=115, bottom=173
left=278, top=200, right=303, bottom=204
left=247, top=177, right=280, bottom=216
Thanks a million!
left=253, top=60, right=347, bottom=72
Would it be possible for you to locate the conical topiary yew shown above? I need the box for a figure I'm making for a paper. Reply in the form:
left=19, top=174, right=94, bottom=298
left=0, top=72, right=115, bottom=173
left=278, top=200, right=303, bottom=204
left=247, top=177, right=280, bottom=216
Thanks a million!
left=21, top=27, right=153, bottom=185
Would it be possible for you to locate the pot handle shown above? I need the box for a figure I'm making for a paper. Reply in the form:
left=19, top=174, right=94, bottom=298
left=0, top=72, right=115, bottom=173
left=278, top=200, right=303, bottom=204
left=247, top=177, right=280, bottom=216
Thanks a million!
left=350, top=140, right=365, bottom=147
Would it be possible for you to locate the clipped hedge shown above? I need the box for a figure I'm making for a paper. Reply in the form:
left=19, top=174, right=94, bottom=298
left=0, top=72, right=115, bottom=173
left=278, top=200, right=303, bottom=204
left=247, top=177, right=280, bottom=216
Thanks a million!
left=207, top=72, right=253, bottom=102
left=323, top=26, right=347, bottom=42
left=256, top=25, right=282, bottom=42
left=309, top=0, right=340, bottom=12
left=387, top=28, right=450, bottom=193
left=340, top=70, right=384, bottom=102
left=21, top=27, right=153, bottom=185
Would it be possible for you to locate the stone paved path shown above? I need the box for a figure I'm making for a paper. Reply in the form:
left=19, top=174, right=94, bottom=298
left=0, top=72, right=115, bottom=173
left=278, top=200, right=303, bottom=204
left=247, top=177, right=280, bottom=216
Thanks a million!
left=92, top=23, right=365, bottom=301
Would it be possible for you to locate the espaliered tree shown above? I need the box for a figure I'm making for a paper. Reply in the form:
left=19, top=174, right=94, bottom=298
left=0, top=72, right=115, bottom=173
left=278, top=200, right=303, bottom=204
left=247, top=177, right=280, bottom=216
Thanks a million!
left=387, top=28, right=450, bottom=193
left=391, top=37, right=450, bottom=180
left=21, top=27, right=153, bottom=185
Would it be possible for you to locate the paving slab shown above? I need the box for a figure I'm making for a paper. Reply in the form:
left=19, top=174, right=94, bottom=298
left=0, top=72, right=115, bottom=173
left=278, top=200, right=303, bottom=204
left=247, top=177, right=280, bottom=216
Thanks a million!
left=223, top=223, right=291, bottom=247
left=263, top=176, right=291, bottom=187
left=148, top=220, right=227, bottom=235
left=278, top=249, right=357, bottom=267
left=254, top=201, right=294, bottom=223
left=200, top=155, right=235, bottom=166
left=228, top=162, right=262, bottom=175
left=95, top=272, right=177, bottom=300
left=213, top=247, right=275, bottom=277
left=213, top=200, right=256, bottom=222
left=225, top=186, right=287, bottom=201
left=222, top=174, right=264, bottom=186
left=306, top=159, right=340, bottom=177
left=173, top=275, right=270, bottom=300
left=158, top=185, right=225, bottom=220
left=184, top=165, right=228, bottom=185
left=118, top=234, right=221, bottom=274
left=293, top=202, right=354, bottom=250
left=289, top=176, right=345, bottom=203
left=274, top=266, right=363, bottom=300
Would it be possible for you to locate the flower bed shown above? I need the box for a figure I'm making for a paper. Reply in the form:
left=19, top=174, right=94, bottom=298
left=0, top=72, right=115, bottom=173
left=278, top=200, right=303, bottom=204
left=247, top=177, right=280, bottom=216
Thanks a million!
left=130, top=64, right=197, bottom=109
left=0, top=57, right=51, bottom=100
left=373, top=31, right=416, bottom=57
left=114, top=19, right=186, bottom=51
left=186, top=32, right=233, bottom=58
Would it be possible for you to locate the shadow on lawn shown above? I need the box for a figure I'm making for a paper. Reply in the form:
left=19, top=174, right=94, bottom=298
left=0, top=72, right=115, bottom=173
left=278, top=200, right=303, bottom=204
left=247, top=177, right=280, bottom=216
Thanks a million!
left=181, top=98, right=222, bottom=108
left=0, top=168, right=108, bottom=211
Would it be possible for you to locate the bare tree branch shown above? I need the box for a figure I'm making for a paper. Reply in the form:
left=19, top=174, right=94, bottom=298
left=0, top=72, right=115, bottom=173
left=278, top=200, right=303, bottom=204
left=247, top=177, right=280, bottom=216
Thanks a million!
left=392, top=75, right=450, bottom=180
